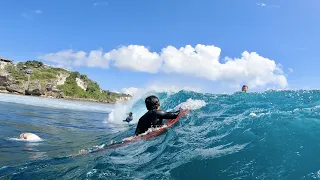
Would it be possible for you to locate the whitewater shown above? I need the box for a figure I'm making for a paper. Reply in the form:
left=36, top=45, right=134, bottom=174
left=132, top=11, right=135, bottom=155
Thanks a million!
left=1, top=89, right=320, bottom=179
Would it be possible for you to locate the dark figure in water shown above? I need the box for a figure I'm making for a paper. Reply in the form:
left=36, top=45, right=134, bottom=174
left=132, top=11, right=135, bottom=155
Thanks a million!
left=123, top=112, right=133, bottom=123
left=134, top=95, right=181, bottom=136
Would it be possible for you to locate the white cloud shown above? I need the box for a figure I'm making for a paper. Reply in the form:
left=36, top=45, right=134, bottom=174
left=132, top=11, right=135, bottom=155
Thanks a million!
left=121, top=87, right=139, bottom=96
left=222, top=51, right=287, bottom=88
left=105, top=45, right=162, bottom=73
left=161, top=44, right=221, bottom=80
left=39, top=49, right=110, bottom=69
left=39, top=44, right=288, bottom=89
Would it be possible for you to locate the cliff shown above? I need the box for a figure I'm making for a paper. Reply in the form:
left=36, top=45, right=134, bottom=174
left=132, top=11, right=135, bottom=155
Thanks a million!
left=0, top=59, right=131, bottom=103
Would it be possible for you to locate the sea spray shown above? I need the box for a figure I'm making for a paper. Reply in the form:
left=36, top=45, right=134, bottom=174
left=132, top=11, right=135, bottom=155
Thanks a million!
left=104, top=86, right=203, bottom=129
left=175, top=98, right=207, bottom=110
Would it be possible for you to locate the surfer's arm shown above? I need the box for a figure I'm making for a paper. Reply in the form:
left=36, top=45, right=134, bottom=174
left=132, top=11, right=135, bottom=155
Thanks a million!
left=157, top=109, right=180, bottom=119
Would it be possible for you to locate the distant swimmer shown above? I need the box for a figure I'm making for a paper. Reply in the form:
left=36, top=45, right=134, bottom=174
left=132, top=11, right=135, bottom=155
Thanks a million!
left=134, top=95, right=182, bottom=136
left=242, top=85, right=248, bottom=92
left=123, top=112, right=133, bottom=123
left=19, top=133, right=41, bottom=141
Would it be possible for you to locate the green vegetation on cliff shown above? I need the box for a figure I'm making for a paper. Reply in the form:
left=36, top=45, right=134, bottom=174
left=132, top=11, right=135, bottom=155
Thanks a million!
left=17, top=60, right=68, bottom=81
left=5, top=64, right=28, bottom=84
left=2, top=60, right=130, bottom=103
left=57, top=72, right=125, bottom=102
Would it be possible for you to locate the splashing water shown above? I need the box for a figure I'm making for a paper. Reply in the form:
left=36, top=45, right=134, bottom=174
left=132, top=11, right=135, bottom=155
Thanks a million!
left=104, top=86, right=204, bottom=129
left=175, top=98, right=207, bottom=110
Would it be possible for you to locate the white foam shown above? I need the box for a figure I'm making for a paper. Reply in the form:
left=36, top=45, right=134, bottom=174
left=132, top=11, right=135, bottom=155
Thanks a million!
left=8, top=137, right=43, bottom=142
left=0, top=93, right=113, bottom=113
left=249, top=113, right=257, bottom=117
left=175, top=98, right=207, bottom=110
left=139, top=124, right=169, bottom=136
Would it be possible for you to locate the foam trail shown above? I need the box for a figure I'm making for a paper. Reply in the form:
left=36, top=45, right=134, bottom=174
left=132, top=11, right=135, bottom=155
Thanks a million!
left=8, top=138, right=44, bottom=143
left=0, top=93, right=113, bottom=113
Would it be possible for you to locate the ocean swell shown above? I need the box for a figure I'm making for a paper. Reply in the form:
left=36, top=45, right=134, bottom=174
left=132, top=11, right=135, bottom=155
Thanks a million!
left=2, top=90, right=320, bottom=179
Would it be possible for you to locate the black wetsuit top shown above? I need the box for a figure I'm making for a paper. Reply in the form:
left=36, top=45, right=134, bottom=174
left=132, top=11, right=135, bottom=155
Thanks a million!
left=134, top=109, right=180, bottom=135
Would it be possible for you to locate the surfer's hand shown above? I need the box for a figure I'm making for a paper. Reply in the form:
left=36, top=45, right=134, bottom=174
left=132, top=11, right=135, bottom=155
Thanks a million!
left=123, top=136, right=134, bottom=141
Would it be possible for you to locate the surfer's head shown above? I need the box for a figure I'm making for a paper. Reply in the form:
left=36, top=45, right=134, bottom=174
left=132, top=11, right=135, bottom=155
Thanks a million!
left=242, top=85, right=248, bottom=92
left=145, top=95, right=160, bottom=110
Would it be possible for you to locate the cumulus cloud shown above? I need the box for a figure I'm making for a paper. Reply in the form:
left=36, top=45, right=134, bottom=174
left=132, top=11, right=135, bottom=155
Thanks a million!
left=161, top=44, right=221, bottom=80
left=39, top=44, right=288, bottom=88
left=223, top=52, right=287, bottom=88
left=105, top=45, right=162, bottom=73
left=39, top=49, right=110, bottom=69
left=121, top=87, right=139, bottom=96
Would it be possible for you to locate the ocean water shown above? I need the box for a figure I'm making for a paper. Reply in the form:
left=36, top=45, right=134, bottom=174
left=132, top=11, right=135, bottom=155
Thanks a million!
left=1, top=90, right=320, bottom=179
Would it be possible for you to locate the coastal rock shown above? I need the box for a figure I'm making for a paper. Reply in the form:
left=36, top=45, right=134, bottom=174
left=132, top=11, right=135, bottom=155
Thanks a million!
left=117, top=96, right=132, bottom=101
left=76, top=78, right=87, bottom=90
left=56, top=72, right=69, bottom=85
left=25, top=81, right=43, bottom=96
left=0, top=76, right=11, bottom=87
left=52, top=87, right=61, bottom=93
left=46, top=83, right=61, bottom=93
left=45, top=90, right=64, bottom=99
left=0, top=62, right=10, bottom=76
left=6, top=84, right=25, bottom=94
left=58, top=92, right=64, bottom=98
left=46, top=83, right=53, bottom=91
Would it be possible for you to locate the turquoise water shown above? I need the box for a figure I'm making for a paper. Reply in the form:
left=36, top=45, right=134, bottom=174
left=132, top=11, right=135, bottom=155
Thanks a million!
left=1, top=90, right=320, bottom=179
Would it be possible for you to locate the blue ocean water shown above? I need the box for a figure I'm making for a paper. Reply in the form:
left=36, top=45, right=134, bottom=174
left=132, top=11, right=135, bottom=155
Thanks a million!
left=1, top=90, right=320, bottom=179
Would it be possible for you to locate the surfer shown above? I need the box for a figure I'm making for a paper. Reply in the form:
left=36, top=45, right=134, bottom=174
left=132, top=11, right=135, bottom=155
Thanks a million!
left=19, top=132, right=41, bottom=141
left=134, top=95, right=182, bottom=136
left=242, top=85, right=248, bottom=92
left=123, top=112, right=133, bottom=123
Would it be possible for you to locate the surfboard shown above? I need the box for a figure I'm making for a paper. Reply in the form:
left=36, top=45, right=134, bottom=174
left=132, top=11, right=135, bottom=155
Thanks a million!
left=69, top=109, right=189, bottom=157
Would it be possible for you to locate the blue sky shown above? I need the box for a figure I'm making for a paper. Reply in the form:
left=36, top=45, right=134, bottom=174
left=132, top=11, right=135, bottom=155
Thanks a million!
left=0, top=0, right=319, bottom=94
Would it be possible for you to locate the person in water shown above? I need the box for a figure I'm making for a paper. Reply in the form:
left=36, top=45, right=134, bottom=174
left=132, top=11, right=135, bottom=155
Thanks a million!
left=123, top=112, right=133, bottom=123
left=134, top=95, right=181, bottom=136
left=19, top=132, right=41, bottom=141
left=242, top=85, right=248, bottom=92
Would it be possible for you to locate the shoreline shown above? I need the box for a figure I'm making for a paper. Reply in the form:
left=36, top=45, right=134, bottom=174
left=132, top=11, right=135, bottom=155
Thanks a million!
left=0, top=91, right=119, bottom=105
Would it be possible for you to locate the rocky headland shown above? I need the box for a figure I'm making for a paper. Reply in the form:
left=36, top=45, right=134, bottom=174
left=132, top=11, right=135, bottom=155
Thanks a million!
left=0, top=57, right=131, bottom=104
